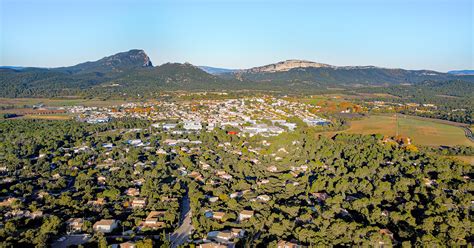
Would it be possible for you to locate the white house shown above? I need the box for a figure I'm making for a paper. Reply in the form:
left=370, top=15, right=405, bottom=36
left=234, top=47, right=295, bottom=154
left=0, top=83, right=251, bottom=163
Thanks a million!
left=238, top=210, right=254, bottom=221
left=93, top=219, right=118, bottom=233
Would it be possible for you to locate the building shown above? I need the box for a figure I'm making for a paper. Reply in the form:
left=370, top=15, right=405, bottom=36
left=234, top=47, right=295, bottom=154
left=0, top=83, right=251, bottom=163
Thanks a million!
left=257, top=195, right=271, bottom=202
left=131, top=198, right=147, bottom=208
left=303, top=117, right=330, bottom=126
left=163, top=123, right=178, bottom=130
left=267, top=166, right=278, bottom=173
left=183, top=121, right=202, bottom=130
left=93, top=219, right=118, bottom=233
left=141, top=211, right=166, bottom=229
left=212, top=211, right=226, bottom=221
left=277, top=240, right=302, bottom=248
left=66, top=218, right=84, bottom=233
left=126, top=188, right=140, bottom=196
left=238, top=210, right=254, bottom=221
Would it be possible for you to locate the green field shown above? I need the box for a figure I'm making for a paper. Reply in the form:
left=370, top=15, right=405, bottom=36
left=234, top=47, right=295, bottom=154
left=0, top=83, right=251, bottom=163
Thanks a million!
left=0, top=97, right=129, bottom=108
left=345, top=115, right=472, bottom=146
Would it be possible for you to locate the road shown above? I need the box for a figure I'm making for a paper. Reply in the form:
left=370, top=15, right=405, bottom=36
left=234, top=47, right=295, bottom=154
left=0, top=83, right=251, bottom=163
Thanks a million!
left=169, top=190, right=194, bottom=248
left=462, top=127, right=474, bottom=143
left=51, top=234, right=90, bottom=248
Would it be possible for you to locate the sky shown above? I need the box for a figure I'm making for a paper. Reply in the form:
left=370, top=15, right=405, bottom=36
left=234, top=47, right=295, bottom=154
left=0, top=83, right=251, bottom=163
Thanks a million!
left=0, top=0, right=472, bottom=72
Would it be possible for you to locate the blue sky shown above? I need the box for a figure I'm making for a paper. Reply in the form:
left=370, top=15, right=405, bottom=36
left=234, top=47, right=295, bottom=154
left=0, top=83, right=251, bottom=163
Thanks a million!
left=0, top=0, right=472, bottom=71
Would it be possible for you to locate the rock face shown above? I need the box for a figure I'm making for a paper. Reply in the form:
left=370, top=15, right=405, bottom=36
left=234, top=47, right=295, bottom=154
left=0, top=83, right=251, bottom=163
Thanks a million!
left=245, top=59, right=334, bottom=73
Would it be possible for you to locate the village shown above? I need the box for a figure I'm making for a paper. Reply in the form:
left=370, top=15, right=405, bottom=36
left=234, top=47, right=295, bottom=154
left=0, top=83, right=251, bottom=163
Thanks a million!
left=1, top=96, right=334, bottom=247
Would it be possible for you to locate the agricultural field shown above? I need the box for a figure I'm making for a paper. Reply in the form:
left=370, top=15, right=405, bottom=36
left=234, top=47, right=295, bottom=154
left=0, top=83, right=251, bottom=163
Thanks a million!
left=0, top=97, right=130, bottom=108
left=22, top=114, right=73, bottom=120
left=344, top=114, right=472, bottom=146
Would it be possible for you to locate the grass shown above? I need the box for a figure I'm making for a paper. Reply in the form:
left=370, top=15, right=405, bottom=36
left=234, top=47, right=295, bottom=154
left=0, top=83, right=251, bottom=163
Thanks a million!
left=0, top=97, right=129, bottom=108
left=22, top=114, right=73, bottom=120
left=446, top=156, right=474, bottom=165
left=344, top=115, right=472, bottom=146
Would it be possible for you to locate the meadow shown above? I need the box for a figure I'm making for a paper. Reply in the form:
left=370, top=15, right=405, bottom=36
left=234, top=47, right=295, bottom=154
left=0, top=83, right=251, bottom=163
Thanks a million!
left=345, top=114, right=472, bottom=146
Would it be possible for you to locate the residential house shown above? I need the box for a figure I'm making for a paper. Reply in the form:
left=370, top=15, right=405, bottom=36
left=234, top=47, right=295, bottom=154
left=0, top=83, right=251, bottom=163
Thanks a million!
left=212, top=211, right=225, bottom=221
left=131, top=198, right=147, bottom=208
left=141, top=211, right=166, bottom=229
left=93, top=219, right=118, bottom=233
left=183, top=121, right=202, bottom=130
left=257, top=195, right=271, bottom=202
left=126, top=188, right=140, bottom=197
left=267, top=166, right=278, bottom=173
left=238, top=210, right=254, bottom=221
left=66, top=218, right=84, bottom=233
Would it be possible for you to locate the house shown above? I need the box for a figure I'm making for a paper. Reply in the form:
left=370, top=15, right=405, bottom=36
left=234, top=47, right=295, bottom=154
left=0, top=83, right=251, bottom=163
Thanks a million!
left=216, top=231, right=233, bottom=242
left=66, top=218, right=84, bottom=233
left=277, top=240, right=302, bottom=248
left=93, top=219, right=118, bottom=233
left=212, top=211, right=226, bottom=221
left=97, top=175, right=106, bottom=185
left=156, top=148, right=167, bottom=155
left=183, top=121, right=202, bottom=130
left=162, top=123, right=177, bottom=130
left=257, top=195, right=271, bottom=202
left=216, top=171, right=233, bottom=180
left=141, top=211, right=166, bottom=229
left=231, top=228, right=245, bottom=238
left=28, top=210, right=43, bottom=219
left=230, top=190, right=250, bottom=199
left=238, top=210, right=254, bottom=221
left=189, top=171, right=205, bottom=182
left=127, top=139, right=143, bottom=146
left=126, top=188, right=140, bottom=196
left=267, top=166, right=278, bottom=173
left=131, top=197, right=147, bottom=208
left=257, top=179, right=270, bottom=185
left=200, top=162, right=211, bottom=170
left=208, top=230, right=233, bottom=242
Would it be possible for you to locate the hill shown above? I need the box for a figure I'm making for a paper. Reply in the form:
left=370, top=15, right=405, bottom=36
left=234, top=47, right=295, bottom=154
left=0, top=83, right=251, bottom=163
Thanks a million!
left=221, top=59, right=468, bottom=86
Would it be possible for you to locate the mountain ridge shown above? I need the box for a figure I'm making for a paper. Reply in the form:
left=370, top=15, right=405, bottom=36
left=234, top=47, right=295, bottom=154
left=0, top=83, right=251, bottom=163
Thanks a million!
left=1, top=49, right=473, bottom=97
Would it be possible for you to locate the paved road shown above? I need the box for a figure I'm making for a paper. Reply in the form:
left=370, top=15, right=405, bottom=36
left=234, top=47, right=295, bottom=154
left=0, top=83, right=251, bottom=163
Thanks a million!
left=51, top=234, right=90, bottom=248
left=169, top=191, right=194, bottom=248
left=462, top=127, right=474, bottom=143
